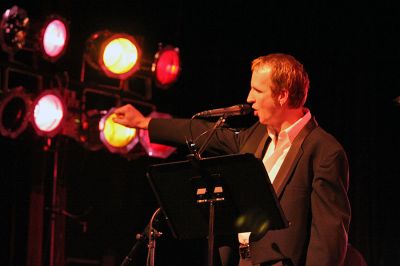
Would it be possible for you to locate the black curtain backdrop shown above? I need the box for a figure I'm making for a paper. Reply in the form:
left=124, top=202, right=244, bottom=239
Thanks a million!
left=1, top=1, right=399, bottom=265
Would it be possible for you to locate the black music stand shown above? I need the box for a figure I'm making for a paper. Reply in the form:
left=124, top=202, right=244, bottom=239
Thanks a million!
left=146, top=153, right=288, bottom=266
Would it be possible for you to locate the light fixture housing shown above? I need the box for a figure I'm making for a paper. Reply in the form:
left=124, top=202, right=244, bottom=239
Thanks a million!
left=139, top=111, right=176, bottom=158
left=0, top=5, right=29, bottom=53
left=0, top=6, right=69, bottom=62
left=85, top=30, right=142, bottom=80
left=99, top=108, right=139, bottom=153
left=38, top=15, right=69, bottom=62
left=151, top=44, right=181, bottom=89
left=0, top=86, right=32, bottom=139
left=30, top=89, right=66, bottom=137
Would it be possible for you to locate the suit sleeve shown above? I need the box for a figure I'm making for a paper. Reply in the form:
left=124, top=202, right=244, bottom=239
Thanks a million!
left=306, top=145, right=351, bottom=265
left=148, top=118, right=242, bottom=155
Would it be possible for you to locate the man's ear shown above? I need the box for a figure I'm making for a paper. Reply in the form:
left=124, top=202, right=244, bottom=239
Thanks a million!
left=278, top=89, right=289, bottom=106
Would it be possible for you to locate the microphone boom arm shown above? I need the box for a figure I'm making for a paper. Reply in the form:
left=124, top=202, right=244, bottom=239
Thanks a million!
left=194, top=115, right=226, bottom=160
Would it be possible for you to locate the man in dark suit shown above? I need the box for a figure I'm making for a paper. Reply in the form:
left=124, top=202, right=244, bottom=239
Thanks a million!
left=112, top=53, right=351, bottom=266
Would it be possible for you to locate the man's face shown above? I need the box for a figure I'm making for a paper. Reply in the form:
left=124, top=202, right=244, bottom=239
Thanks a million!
left=247, top=66, right=281, bottom=126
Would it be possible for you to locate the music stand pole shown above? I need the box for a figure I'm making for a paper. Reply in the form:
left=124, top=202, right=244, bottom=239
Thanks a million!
left=198, top=193, right=224, bottom=266
left=192, top=115, right=227, bottom=266
left=207, top=200, right=215, bottom=266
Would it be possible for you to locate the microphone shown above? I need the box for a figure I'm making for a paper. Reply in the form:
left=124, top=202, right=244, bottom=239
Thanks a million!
left=192, top=104, right=252, bottom=118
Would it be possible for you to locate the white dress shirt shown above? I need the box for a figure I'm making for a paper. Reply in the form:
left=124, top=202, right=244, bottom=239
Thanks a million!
left=238, top=109, right=312, bottom=245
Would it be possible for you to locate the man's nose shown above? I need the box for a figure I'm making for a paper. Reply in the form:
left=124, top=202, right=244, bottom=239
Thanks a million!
left=246, top=92, right=254, bottom=103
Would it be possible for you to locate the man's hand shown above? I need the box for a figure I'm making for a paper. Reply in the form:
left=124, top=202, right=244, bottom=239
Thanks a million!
left=112, top=104, right=151, bottom=129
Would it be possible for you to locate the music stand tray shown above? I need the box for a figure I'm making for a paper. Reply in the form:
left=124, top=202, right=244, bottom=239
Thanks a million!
left=146, top=153, right=288, bottom=241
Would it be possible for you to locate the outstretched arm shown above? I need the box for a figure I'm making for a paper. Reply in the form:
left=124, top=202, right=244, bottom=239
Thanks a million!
left=112, top=104, right=152, bottom=129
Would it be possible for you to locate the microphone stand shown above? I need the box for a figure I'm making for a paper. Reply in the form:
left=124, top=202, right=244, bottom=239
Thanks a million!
left=191, top=115, right=227, bottom=266
left=194, top=115, right=226, bottom=160
left=146, top=208, right=162, bottom=266
left=120, top=208, right=162, bottom=266
left=120, top=233, right=146, bottom=266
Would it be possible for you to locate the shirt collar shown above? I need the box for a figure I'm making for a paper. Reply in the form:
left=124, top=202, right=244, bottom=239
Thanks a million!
left=268, top=108, right=312, bottom=144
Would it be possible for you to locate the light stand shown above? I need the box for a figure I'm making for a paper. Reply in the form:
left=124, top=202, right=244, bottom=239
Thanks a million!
left=47, top=137, right=90, bottom=266
left=49, top=139, right=58, bottom=266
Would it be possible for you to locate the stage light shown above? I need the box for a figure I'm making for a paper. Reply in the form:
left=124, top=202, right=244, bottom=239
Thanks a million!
left=31, top=90, right=66, bottom=137
left=0, top=5, right=69, bottom=62
left=99, top=108, right=139, bottom=153
left=139, top=111, right=176, bottom=158
left=84, top=31, right=142, bottom=80
left=152, top=45, right=181, bottom=89
left=39, top=15, right=69, bottom=62
left=0, top=5, right=29, bottom=53
left=0, top=86, right=32, bottom=139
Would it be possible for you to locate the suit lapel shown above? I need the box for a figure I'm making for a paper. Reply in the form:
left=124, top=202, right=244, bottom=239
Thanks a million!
left=272, top=117, right=318, bottom=197
left=240, top=122, right=269, bottom=158
left=254, top=133, right=271, bottom=159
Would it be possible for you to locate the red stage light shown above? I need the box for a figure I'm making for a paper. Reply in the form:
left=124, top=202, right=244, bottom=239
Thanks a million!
left=39, top=16, right=69, bottom=61
left=152, top=45, right=181, bottom=89
left=31, top=90, right=66, bottom=137
left=139, top=111, right=176, bottom=158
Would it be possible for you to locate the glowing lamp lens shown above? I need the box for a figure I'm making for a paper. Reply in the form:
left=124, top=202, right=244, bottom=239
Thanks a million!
left=153, top=47, right=180, bottom=88
left=99, top=109, right=139, bottom=153
left=42, top=19, right=67, bottom=59
left=33, top=94, right=64, bottom=134
left=103, top=38, right=139, bottom=75
left=85, top=31, right=141, bottom=79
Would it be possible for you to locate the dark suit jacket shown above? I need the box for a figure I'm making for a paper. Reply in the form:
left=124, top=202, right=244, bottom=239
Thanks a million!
left=148, top=116, right=351, bottom=266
